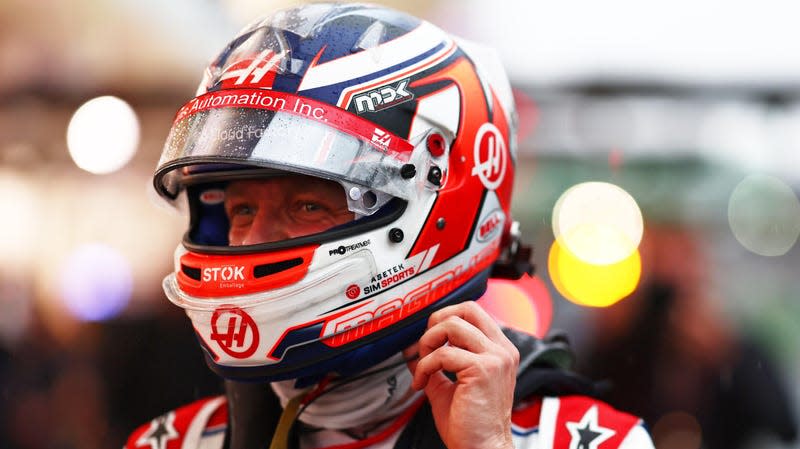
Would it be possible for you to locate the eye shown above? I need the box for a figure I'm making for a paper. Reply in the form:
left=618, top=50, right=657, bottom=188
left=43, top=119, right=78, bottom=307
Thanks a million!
left=229, top=203, right=255, bottom=218
left=302, top=202, right=322, bottom=212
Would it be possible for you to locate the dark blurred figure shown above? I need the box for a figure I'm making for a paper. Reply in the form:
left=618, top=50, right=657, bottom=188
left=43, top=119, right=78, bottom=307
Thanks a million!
left=101, top=304, right=224, bottom=448
left=576, top=224, right=798, bottom=449
left=0, top=343, right=11, bottom=449
left=0, top=302, right=222, bottom=449
left=0, top=315, right=107, bottom=449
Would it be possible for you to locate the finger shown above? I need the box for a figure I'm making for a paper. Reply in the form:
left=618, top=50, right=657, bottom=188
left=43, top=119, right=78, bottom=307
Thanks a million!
left=426, top=303, right=519, bottom=368
left=411, top=345, right=480, bottom=390
left=418, top=315, right=492, bottom=360
left=458, top=301, right=519, bottom=358
left=429, top=302, right=514, bottom=350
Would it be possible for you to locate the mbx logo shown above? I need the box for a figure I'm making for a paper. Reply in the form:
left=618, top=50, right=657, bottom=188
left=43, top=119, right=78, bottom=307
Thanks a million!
left=354, top=79, right=413, bottom=114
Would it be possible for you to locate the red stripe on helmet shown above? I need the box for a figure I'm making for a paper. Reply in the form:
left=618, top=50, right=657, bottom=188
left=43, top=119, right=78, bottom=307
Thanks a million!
left=407, top=56, right=494, bottom=267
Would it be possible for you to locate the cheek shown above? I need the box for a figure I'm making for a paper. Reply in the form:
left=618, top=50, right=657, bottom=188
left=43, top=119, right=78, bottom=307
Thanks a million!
left=286, top=221, right=336, bottom=239
left=227, top=227, right=247, bottom=246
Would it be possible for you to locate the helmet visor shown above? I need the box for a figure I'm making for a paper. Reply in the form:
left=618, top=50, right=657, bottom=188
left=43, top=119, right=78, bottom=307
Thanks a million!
left=155, top=89, right=418, bottom=204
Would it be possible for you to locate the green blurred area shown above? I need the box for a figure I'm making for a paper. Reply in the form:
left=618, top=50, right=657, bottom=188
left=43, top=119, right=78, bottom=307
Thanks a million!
left=512, top=155, right=745, bottom=229
left=510, top=155, right=800, bottom=367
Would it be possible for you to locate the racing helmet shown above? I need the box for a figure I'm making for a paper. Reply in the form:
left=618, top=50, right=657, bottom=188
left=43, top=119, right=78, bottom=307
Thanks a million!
left=154, top=2, right=523, bottom=382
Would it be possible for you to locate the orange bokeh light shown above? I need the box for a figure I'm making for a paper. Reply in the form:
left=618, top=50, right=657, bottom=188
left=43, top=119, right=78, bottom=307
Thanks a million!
left=478, top=273, right=553, bottom=338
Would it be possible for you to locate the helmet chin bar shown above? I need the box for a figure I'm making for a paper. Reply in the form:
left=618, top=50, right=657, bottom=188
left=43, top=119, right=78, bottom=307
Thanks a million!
left=197, top=268, right=492, bottom=384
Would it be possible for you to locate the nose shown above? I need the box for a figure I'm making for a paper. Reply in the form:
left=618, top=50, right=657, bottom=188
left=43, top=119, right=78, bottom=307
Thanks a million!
left=239, top=209, right=292, bottom=245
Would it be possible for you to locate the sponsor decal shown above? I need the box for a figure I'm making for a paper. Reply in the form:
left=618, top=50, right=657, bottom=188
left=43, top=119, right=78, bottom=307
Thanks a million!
left=217, top=50, right=285, bottom=89
left=202, top=265, right=246, bottom=289
left=472, top=122, right=507, bottom=190
left=210, top=307, right=259, bottom=359
left=199, top=189, right=225, bottom=205
left=362, top=263, right=416, bottom=295
left=173, top=88, right=414, bottom=157
left=371, top=128, right=392, bottom=148
left=323, top=240, right=499, bottom=347
left=476, top=209, right=504, bottom=243
left=328, top=239, right=371, bottom=256
left=354, top=245, right=436, bottom=297
left=203, top=266, right=245, bottom=282
left=345, top=284, right=361, bottom=300
left=217, top=124, right=268, bottom=142
left=177, top=91, right=324, bottom=124
left=353, top=78, right=414, bottom=114
left=384, top=375, right=397, bottom=405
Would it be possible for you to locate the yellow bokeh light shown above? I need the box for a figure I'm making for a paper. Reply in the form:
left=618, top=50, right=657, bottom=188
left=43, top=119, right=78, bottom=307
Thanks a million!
left=548, top=238, right=641, bottom=307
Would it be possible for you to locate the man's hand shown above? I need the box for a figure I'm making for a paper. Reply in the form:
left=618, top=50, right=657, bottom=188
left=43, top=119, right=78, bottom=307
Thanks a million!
left=404, top=302, right=519, bottom=449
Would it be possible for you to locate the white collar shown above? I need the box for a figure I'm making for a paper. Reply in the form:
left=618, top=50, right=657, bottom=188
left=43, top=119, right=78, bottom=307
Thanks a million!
left=270, top=353, right=422, bottom=430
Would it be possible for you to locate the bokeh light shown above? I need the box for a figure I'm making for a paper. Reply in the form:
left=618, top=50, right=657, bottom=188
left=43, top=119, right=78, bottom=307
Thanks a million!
left=478, top=274, right=553, bottom=338
left=66, top=96, right=140, bottom=174
left=552, top=181, right=643, bottom=265
left=58, top=243, right=133, bottom=322
left=652, top=411, right=703, bottom=449
left=0, top=170, right=41, bottom=273
left=548, top=239, right=641, bottom=307
left=728, top=174, right=800, bottom=256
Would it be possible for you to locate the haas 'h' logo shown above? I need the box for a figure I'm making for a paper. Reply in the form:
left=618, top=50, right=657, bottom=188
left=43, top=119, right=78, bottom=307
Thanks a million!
left=210, top=307, right=260, bottom=359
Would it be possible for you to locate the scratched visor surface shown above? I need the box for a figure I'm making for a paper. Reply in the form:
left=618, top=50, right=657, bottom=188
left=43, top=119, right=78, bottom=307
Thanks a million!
left=154, top=104, right=423, bottom=204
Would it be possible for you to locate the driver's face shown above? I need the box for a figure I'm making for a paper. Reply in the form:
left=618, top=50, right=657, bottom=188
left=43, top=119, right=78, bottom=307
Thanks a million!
left=224, top=175, right=354, bottom=246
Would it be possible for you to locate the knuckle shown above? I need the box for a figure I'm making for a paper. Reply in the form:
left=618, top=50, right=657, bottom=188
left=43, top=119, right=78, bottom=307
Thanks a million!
left=438, top=345, right=458, bottom=362
left=493, top=344, right=518, bottom=370
left=509, top=345, right=520, bottom=366
left=429, top=308, right=444, bottom=321
left=485, top=355, right=505, bottom=375
left=429, top=305, right=455, bottom=324
left=464, top=301, right=486, bottom=318
left=462, top=300, right=480, bottom=312
left=443, top=315, right=463, bottom=326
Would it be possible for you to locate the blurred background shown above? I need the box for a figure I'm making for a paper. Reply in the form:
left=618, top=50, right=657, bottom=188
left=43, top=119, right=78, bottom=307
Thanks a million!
left=1, top=1, right=798, bottom=448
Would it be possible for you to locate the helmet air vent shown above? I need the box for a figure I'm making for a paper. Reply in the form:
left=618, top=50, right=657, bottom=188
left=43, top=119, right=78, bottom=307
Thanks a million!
left=181, top=264, right=202, bottom=281
left=254, top=258, right=304, bottom=278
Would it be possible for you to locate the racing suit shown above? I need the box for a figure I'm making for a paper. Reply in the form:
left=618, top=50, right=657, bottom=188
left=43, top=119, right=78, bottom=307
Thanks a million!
left=126, top=330, right=655, bottom=449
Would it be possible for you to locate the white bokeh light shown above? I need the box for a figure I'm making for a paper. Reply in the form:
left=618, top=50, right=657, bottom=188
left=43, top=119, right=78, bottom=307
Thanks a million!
left=553, top=182, right=643, bottom=265
left=728, top=174, right=800, bottom=256
left=67, top=96, right=140, bottom=174
left=0, top=170, right=42, bottom=273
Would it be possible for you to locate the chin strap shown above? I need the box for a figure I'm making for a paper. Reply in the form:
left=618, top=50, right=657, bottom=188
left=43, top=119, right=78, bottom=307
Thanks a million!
left=268, top=392, right=304, bottom=449
left=269, top=376, right=335, bottom=449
